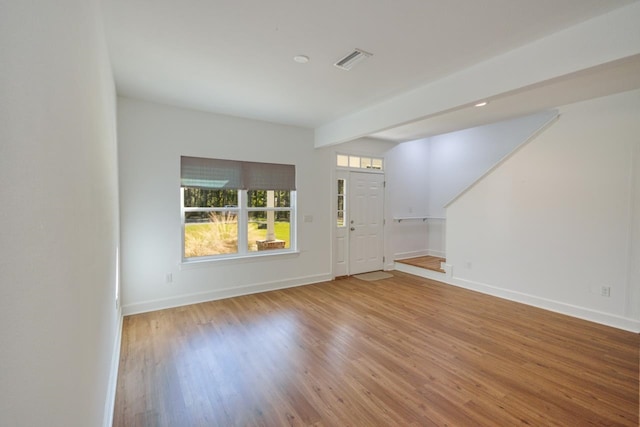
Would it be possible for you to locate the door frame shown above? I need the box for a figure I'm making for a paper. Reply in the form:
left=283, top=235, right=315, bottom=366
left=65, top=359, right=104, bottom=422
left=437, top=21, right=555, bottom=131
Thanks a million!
left=333, top=166, right=385, bottom=277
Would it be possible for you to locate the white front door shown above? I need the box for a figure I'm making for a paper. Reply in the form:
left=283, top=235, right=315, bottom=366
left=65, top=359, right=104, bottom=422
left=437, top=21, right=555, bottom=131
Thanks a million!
left=348, top=171, right=384, bottom=275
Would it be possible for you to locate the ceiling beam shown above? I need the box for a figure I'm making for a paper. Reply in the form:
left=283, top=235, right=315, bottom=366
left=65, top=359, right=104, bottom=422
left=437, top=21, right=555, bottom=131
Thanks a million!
left=314, top=1, right=640, bottom=148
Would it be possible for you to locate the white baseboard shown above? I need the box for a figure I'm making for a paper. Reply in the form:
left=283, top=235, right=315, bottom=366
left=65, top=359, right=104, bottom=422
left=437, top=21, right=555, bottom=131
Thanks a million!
left=394, top=250, right=447, bottom=260
left=122, top=273, right=333, bottom=316
left=448, top=276, right=640, bottom=333
left=426, top=249, right=446, bottom=258
left=394, top=250, right=430, bottom=260
left=103, top=310, right=123, bottom=427
left=394, top=264, right=640, bottom=333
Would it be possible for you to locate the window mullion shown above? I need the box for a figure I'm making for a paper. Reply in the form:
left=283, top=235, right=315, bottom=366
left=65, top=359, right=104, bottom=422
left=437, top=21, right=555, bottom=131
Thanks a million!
left=181, top=188, right=186, bottom=260
left=290, top=191, right=297, bottom=251
left=238, top=190, right=248, bottom=255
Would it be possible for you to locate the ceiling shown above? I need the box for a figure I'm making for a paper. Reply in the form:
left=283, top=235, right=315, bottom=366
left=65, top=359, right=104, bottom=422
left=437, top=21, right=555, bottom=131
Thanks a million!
left=102, top=0, right=640, bottom=143
left=371, top=54, right=640, bottom=142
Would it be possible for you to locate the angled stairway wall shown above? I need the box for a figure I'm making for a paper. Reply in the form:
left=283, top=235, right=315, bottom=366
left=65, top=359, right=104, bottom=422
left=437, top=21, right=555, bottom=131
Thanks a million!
left=385, top=110, right=558, bottom=263
left=445, top=89, right=640, bottom=331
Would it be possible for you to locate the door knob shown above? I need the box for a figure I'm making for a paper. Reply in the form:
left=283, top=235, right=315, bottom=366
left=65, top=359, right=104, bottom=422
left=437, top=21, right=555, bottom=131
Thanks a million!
left=350, top=227, right=355, bottom=231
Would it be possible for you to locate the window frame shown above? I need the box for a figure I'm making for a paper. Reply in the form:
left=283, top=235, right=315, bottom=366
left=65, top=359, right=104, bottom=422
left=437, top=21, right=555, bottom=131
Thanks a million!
left=336, top=153, right=384, bottom=171
left=246, top=190, right=295, bottom=254
left=181, top=188, right=297, bottom=262
left=337, top=178, right=346, bottom=228
left=180, top=156, right=297, bottom=263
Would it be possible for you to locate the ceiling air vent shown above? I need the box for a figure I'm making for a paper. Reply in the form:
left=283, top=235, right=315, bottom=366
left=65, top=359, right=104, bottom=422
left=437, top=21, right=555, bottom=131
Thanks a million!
left=334, top=48, right=373, bottom=71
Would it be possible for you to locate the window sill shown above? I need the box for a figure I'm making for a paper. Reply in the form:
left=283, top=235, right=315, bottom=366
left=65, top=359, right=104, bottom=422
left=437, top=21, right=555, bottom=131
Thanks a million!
left=179, top=249, right=301, bottom=270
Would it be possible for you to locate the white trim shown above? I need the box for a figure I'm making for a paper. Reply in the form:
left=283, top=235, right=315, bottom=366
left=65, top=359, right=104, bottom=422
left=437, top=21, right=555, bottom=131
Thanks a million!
left=333, top=169, right=349, bottom=278
left=393, top=216, right=446, bottom=222
left=347, top=171, right=385, bottom=275
left=180, top=249, right=301, bottom=270
left=394, top=250, right=446, bottom=261
left=448, top=276, right=640, bottom=333
left=122, top=273, right=332, bottom=316
left=426, top=249, right=446, bottom=258
left=102, top=310, right=123, bottom=427
left=181, top=188, right=297, bottom=262
left=383, top=261, right=395, bottom=272
left=394, top=263, right=640, bottom=333
left=335, top=152, right=384, bottom=171
left=394, top=250, right=430, bottom=261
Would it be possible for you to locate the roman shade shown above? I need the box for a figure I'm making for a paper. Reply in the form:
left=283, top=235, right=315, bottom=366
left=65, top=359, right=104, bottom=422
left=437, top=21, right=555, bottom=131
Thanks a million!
left=181, top=156, right=296, bottom=190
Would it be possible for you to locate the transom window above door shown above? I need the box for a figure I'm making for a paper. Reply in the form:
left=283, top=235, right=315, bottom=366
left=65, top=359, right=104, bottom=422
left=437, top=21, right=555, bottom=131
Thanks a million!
left=336, top=154, right=383, bottom=171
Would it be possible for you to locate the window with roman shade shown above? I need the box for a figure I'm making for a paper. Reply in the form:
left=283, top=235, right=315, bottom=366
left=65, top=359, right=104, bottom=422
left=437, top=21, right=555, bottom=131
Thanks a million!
left=181, top=156, right=296, bottom=260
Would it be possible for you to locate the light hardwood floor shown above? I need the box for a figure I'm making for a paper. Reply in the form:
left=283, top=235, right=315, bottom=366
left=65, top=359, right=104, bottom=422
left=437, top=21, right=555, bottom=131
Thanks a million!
left=396, top=256, right=446, bottom=273
left=114, top=271, right=639, bottom=426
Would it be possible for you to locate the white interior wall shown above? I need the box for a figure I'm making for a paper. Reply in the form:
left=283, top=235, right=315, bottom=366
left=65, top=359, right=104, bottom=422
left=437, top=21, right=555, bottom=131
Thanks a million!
left=117, top=97, right=332, bottom=314
left=333, top=137, right=397, bottom=156
left=627, top=139, right=640, bottom=321
left=425, top=111, right=558, bottom=257
left=429, top=111, right=558, bottom=218
left=384, top=139, right=431, bottom=262
left=385, top=111, right=556, bottom=261
left=446, top=90, right=640, bottom=331
left=0, top=1, right=121, bottom=426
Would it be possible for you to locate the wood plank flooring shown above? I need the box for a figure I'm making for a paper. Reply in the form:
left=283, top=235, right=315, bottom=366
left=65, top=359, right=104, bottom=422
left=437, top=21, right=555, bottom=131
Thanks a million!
left=113, top=271, right=639, bottom=426
left=396, top=256, right=446, bottom=273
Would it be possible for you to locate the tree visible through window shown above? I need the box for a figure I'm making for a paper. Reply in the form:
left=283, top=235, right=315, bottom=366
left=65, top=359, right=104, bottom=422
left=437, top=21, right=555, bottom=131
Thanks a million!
left=181, top=156, right=296, bottom=260
left=183, top=188, right=239, bottom=257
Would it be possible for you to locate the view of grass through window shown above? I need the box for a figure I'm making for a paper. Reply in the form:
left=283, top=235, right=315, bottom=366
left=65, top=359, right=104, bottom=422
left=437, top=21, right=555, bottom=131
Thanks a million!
left=183, top=188, right=292, bottom=258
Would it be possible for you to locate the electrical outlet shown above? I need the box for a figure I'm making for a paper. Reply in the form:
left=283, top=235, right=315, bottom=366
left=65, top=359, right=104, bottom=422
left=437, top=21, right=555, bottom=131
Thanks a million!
left=166, top=273, right=173, bottom=284
left=600, top=286, right=611, bottom=297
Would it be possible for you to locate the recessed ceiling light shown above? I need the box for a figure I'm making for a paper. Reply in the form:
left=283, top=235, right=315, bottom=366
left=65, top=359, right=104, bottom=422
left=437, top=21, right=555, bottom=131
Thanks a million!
left=475, top=101, right=489, bottom=107
left=293, top=55, right=310, bottom=64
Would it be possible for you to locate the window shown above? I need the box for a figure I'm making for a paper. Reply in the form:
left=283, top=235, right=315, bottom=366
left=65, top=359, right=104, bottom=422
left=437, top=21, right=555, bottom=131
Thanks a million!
left=247, top=190, right=292, bottom=252
left=181, top=156, right=296, bottom=260
left=337, top=179, right=345, bottom=227
left=336, top=153, right=383, bottom=170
